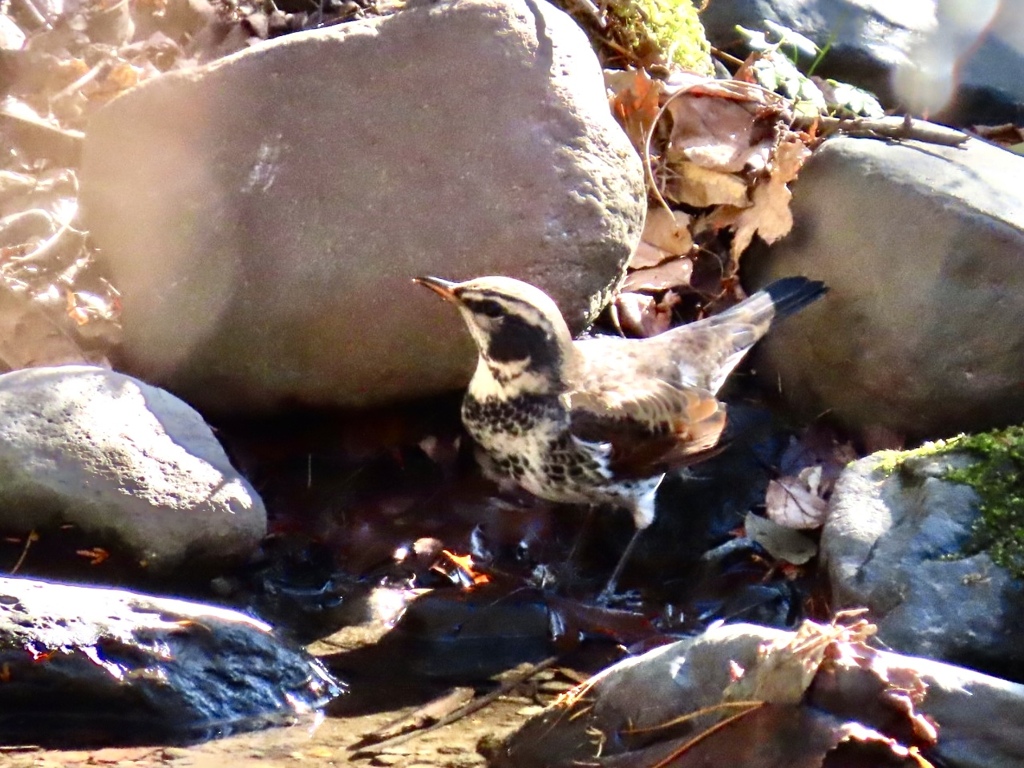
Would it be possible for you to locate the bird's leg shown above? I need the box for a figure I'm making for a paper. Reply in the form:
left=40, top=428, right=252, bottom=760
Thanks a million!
left=596, top=526, right=643, bottom=605
left=566, top=505, right=596, bottom=564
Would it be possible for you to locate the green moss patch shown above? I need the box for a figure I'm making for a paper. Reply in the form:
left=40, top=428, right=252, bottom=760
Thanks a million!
left=874, top=427, right=1024, bottom=579
left=945, top=426, right=1024, bottom=579
left=606, top=0, right=714, bottom=73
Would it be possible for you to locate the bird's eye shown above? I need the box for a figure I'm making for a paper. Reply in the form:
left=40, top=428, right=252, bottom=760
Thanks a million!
left=470, top=299, right=504, bottom=318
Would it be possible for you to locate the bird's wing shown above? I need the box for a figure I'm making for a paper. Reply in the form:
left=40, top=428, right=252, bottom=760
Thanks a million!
left=563, top=379, right=727, bottom=479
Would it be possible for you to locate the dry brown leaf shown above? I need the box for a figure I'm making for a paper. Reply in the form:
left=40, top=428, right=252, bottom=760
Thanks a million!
left=621, top=258, right=693, bottom=294
left=729, top=138, right=810, bottom=259
left=745, top=512, right=817, bottom=565
left=0, top=289, right=90, bottom=370
left=665, top=94, right=776, bottom=174
left=629, top=239, right=675, bottom=270
left=778, top=425, right=859, bottom=497
left=665, top=162, right=750, bottom=208
left=765, top=468, right=829, bottom=530
left=630, top=208, right=694, bottom=270
left=610, top=290, right=678, bottom=337
left=607, top=68, right=664, bottom=152
left=639, top=207, right=692, bottom=256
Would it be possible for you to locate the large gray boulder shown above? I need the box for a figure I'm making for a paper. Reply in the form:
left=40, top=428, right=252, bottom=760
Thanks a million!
left=0, top=366, right=266, bottom=577
left=80, top=0, right=646, bottom=414
left=750, top=135, right=1024, bottom=439
left=701, top=0, right=1024, bottom=124
left=822, top=452, right=1024, bottom=679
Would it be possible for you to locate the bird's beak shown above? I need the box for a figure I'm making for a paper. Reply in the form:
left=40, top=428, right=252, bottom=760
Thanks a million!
left=413, top=276, right=460, bottom=302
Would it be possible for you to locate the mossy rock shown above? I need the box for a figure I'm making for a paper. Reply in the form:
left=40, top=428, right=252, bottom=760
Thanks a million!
left=872, top=426, right=1024, bottom=580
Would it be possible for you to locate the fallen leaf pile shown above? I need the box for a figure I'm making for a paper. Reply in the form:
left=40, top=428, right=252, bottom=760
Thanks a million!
left=606, top=68, right=814, bottom=335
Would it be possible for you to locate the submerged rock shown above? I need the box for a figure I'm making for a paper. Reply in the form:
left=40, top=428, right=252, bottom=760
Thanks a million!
left=0, top=577, right=342, bottom=746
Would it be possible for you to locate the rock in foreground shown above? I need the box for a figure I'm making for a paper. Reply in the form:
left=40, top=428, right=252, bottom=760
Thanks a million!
left=81, top=0, right=645, bottom=414
left=0, top=365, right=266, bottom=579
left=492, top=622, right=1024, bottom=768
left=0, top=577, right=342, bottom=746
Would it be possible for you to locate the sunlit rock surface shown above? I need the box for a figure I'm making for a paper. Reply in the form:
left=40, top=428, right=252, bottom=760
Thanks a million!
left=0, top=366, right=266, bottom=579
left=493, top=622, right=1024, bottom=768
left=80, top=0, right=645, bottom=414
left=823, top=452, right=1024, bottom=680
left=750, top=135, right=1024, bottom=439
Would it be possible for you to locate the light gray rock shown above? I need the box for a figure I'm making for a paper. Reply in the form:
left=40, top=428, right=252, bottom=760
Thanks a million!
left=494, top=623, right=1024, bottom=768
left=700, top=0, right=1024, bottom=125
left=822, top=453, right=1024, bottom=679
left=749, top=135, right=1024, bottom=439
left=0, top=365, right=266, bottom=576
left=80, top=0, right=645, bottom=414
left=0, top=576, right=342, bottom=745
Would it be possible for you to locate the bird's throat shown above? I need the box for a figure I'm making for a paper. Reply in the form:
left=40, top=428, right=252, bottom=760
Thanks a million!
left=468, top=355, right=561, bottom=401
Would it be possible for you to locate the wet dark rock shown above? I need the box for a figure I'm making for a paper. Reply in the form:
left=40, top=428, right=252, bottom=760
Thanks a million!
left=701, top=0, right=1024, bottom=125
left=0, top=576, right=343, bottom=747
left=0, top=365, right=266, bottom=581
left=493, top=622, right=1024, bottom=768
left=823, top=452, right=1024, bottom=681
left=750, top=135, right=1024, bottom=439
left=384, top=587, right=554, bottom=680
left=80, top=0, right=645, bottom=414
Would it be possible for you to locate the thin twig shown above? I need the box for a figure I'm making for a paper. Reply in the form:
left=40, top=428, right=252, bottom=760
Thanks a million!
left=49, top=61, right=108, bottom=106
left=647, top=702, right=765, bottom=768
left=351, top=656, right=559, bottom=756
left=709, top=46, right=744, bottom=68
left=794, top=114, right=969, bottom=147
left=10, top=530, right=38, bottom=574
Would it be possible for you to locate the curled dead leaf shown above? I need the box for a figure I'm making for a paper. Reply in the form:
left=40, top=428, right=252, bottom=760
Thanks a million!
left=665, top=93, right=776, bottom=174
left=610, top=290, right=680, bottom=337
left=607, top=68, right=664, bottom=152
left=765, top=471, right=829, bottom=530
left=635, top=207, right=693, bottom=265
left=621, top=258, right=692, bottom=294
left=728, top=137, right=810, bottom=259
left=665, top=162, right=750, bottom=208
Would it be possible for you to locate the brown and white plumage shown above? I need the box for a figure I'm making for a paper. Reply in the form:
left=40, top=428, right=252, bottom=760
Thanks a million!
left=415, top=274, right=826, bottom=598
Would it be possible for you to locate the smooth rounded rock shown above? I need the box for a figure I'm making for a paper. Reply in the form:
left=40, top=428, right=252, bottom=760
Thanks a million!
left=750, top=135, right=1024, bottom=439
left=0, top=365, right=266, bottom=576
left=80, top=0, right=645, bottom=414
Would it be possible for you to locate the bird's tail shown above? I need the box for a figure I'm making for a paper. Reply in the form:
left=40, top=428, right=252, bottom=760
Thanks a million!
left=761, top=276, right=828, bottom=320
left=702, top=276, right=826, bottom=331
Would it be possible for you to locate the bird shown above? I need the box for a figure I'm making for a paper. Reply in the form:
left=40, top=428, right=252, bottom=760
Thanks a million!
left=414, top=274, right=826, bottom=601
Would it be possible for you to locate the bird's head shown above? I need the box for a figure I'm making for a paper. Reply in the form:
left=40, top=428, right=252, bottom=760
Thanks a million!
left=415, top=275, right=575, bottom=392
